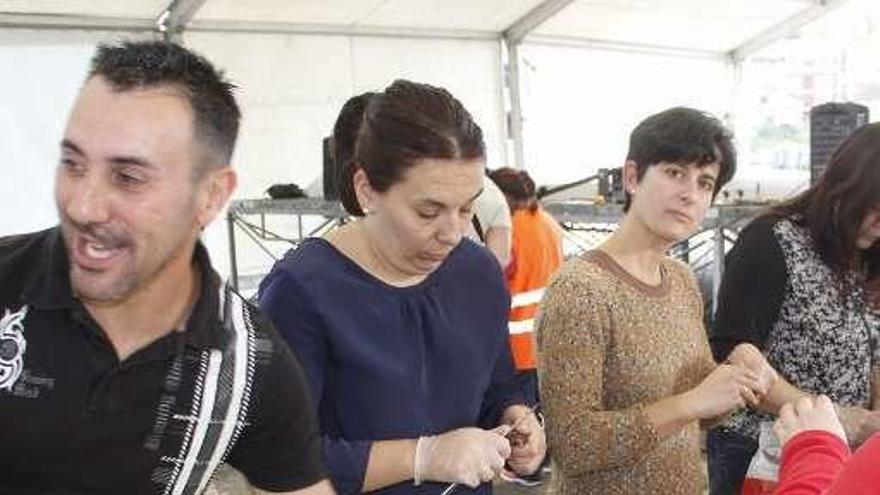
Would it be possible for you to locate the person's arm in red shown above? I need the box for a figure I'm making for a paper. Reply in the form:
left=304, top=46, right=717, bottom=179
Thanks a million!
left=774, top=395, right=880, bottom=494
left=775, top=430, right=850, bottom=495
left=821, top=433, right=880, bottom=494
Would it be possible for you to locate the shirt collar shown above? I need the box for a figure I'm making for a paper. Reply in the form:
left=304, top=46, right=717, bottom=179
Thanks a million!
left=22, top=228, right=77, bottom=310
left=22, top=227, right=226, bottom=350
left=182, top=242, right=226, bottom=350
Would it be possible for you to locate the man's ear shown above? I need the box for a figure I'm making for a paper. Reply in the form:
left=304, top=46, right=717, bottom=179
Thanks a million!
left=196, top=166, right=237, bottom=229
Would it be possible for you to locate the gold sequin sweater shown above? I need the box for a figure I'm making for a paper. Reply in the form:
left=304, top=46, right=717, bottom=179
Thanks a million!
left=537, top=250, right=716, bottom=495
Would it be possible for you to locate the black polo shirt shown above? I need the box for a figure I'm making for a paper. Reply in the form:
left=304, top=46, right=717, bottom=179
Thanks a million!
left=0, top=228, right=326, bottom=494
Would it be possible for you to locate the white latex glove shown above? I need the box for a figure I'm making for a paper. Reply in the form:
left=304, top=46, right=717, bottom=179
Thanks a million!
left=413, top=427, right=511, bottom=488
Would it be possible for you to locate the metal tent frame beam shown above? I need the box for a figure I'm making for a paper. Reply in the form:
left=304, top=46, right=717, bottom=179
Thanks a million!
left=183, top=20, right=499, bottom=41
left=157, top=0, right=207, bottom=39
left=504, top=0, right=577, bottom=44
left=728, top=0, right=852, bottom=62
left=0, top=13, right=155, bottom=31
left=502, top=0, right=577, bottom=169
left=528, top=35, right=728, bottom=61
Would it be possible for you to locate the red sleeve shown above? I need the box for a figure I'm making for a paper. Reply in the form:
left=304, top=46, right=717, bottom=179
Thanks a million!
left=774, top=431, right=850, bottom=495
left=823, top=433, right=880, bottom=495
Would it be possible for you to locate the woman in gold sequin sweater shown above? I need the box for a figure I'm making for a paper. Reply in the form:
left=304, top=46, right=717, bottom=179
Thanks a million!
left=536, top=107, right=779, bottom=494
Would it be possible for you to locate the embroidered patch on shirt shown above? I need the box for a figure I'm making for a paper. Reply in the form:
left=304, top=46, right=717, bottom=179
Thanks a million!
left=0, top=306, right=28, bottom=391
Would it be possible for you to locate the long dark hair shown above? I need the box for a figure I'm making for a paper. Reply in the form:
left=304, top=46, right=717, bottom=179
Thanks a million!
left=768, top=122, right=880, bottom=277
left=337, top=79, right=485, bottom=216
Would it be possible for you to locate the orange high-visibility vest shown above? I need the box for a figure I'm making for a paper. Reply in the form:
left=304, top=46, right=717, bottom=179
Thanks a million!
left=506, top=208, right=563, bottom=371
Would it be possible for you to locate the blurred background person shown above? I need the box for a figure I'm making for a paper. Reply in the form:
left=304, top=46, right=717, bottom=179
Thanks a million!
left=466, top=172, right=512, bottom=268
left=488, top=167, right=563, bottom=486
left=488, top=167, right=563, bottom=401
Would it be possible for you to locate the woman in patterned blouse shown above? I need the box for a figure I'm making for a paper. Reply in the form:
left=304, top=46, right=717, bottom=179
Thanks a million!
left=708, top=123, right=880, bottom=494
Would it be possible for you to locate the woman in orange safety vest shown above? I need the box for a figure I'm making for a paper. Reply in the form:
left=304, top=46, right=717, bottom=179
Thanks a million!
left=488, top=168, right=564, bottom=404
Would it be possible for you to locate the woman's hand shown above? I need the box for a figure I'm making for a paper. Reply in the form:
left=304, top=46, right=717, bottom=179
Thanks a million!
left=413, top=427, right=510, bottom=487
left=500, top=404, right=546, bottom=475
left=774, top=395, right=847, bottom=447
left=683, top=364, right=765, bottom=419
left=725, top=343, right=778, bottom=399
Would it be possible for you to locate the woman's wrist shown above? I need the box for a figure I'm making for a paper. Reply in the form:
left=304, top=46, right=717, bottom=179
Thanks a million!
left=676, top=390, right=701, bottom=422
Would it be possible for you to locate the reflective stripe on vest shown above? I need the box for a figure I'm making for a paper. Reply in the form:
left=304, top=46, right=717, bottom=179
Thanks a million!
left=508, top=287, right=546, bottom=371
left=511, top=288, right=546, bottom=308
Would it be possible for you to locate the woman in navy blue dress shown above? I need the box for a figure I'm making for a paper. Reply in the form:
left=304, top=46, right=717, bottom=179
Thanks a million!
left=260, top=82, right=546, bottom=494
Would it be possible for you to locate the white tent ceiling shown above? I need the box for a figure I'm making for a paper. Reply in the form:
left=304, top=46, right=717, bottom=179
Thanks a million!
left=0, top=0, right=868, bottom=278
left=193, top=0, right=545, bottom=32
left=534, top=0, right=806, bottom=54
left=0, top=0, right=855, bottom=177
left=0, top=0, right=852, bottom=61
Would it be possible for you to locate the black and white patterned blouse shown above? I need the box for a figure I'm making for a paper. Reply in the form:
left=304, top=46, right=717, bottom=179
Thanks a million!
left=710, top=214, right=880, bottom=440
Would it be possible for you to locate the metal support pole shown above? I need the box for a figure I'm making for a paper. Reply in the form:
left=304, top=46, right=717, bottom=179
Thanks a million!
left=157, top=0, right=208, bottom=42
left=712, top=224, right=726, bottom=315
left=507, top=41, right=526, bottom=169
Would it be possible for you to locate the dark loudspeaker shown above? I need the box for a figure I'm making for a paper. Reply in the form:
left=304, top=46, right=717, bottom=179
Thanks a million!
left=810, top=102, right=869, bottom=184
left=322, top=136, right=339, bottom=200
left=597, top=167, right=625, bottom=204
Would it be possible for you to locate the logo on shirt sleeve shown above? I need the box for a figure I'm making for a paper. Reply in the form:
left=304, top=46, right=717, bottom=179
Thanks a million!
left=0, top=306, right=28, bottom=391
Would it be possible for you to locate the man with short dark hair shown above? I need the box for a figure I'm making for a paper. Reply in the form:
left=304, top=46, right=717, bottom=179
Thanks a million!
left=0, top=41, right=333, bottom=495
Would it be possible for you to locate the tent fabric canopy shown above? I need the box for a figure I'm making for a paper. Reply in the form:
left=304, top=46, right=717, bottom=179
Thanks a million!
left=0, top=0, right=851, bottom=59
left=0, top=0, right=168, bottom=20
left=534, top=0, right=806, bottom=53
left=0, top=0, right=867, bottom=280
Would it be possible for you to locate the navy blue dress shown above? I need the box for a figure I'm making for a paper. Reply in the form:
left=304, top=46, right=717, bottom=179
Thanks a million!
left=259, top=237, right=524, bottom=494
